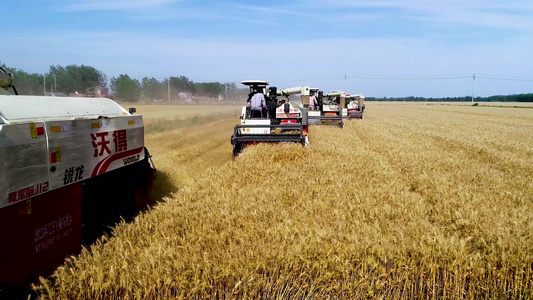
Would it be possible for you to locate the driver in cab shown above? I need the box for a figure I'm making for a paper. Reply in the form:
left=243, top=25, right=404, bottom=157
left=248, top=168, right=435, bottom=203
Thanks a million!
left=247, top=88, right=266, bottom=118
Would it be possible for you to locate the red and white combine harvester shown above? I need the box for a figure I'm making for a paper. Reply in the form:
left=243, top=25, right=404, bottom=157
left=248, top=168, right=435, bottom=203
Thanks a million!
left=230, top=80, right=309, bottom=157
left=0, top=67, right=154, bottom=287
left=345, top=94, right=365, bottom=119
left=307, top=90, right=365, bottom=126
left=308, top=90, right=347, bottom=127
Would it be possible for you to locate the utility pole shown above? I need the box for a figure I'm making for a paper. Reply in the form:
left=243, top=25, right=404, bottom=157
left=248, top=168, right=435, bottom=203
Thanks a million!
left=43, top=76, right=46, bottom=95
left=345, top=73, right=349, bottom=93
left=167, top=78, right=171, bottom=103
left=53, top=74, right=57, bottom=96
left=471, top=74, right=476, bottom=103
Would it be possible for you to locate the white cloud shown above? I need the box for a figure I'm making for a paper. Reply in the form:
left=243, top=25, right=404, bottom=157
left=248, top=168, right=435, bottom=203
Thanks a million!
left=312, top=0, right=533, bottom=30
left=126, top=10, right=281, bottom=26
left=59, top=0, right=180, bottom=12
left=225, top=3, right=312, bottom=17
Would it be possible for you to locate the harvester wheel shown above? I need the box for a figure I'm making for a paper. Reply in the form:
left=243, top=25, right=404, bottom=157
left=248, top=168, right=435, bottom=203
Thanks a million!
left=232, top=142, right=245, bottom=158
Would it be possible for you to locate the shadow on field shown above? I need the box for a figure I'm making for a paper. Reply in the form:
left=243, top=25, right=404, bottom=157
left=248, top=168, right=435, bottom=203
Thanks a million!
left=81, top=168, right=176, bottom=246
left=1, top=169, right=176, bottom=300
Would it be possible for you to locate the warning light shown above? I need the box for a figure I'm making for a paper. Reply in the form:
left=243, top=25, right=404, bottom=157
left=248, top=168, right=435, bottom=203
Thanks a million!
left=50, top=152, right=57, bottom=163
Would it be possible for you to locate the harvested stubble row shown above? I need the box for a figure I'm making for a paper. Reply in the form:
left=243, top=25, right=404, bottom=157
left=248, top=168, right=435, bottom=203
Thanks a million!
left=37, top=104, right=533, bottom=299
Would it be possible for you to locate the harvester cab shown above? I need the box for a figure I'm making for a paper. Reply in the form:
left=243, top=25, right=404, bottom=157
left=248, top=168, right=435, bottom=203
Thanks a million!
left=231, top=80, right=308, bottom=157
left=345, top=94, right=365, bottom=119
left=308, top=90, right=346, bottom=127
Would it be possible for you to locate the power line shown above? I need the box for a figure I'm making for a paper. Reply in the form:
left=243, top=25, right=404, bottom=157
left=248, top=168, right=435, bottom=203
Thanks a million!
left=120, top=73, right=533, bottom=83
left=346, top=74, right=472, bottom=80
left=476, top=73, right=533, bottom=79
left=476, top=75, right=533, bottom=82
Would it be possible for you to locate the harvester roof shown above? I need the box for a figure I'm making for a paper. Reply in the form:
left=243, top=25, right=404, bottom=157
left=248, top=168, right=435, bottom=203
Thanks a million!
left=241, top=80, right=269, bottom=87
left=0, top=96, right=129, bottom=124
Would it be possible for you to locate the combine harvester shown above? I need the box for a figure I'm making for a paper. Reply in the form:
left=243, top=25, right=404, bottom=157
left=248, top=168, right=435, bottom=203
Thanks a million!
left=231, top=80, right=309, bottom=157
left=0, top=67, right=155, bottom=287
left=345, top=94, right=365, bottom=119
left=308, top=90, right=347, bottom=127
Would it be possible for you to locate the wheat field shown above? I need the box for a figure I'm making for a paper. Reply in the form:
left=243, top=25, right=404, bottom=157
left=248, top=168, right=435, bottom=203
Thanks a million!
left=36, top=103, right=533, bottom=299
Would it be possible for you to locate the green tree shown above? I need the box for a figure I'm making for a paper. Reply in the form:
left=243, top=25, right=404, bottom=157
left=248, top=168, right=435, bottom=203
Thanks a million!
left=141, top=77, right=165, bottom=100
left=111, top=74, right=141, bottom=102
left=224, top=82, right=238, bottom=100
left=2, top=64, right=44, bottom=95
left=195, top=82, right=225, bottom=98
left=46, top=64, right=106, bottom=96
left=169, top=76, right=195, bottom=94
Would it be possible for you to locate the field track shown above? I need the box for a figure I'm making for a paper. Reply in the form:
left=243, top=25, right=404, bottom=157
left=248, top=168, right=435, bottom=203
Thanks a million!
left=37, top=103, right=533, bottom=299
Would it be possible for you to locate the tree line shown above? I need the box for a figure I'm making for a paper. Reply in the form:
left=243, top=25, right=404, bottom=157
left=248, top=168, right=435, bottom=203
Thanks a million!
left=366, top=94, right=533, bottom=102
left=2, top=64, right=106, bottom=96
left=112, top=74, right=248, bottom=102
left=3, top=63, right=532, bottom=102
left=1, top=64, right=248, bottom=102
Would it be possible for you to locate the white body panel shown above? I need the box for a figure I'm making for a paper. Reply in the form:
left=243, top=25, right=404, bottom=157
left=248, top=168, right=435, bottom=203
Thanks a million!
left=239, top=119, right=271, bottom=135
left=323, top=104, right=347, bottom=116
left=0, top=122, right=50, bottom=208
left=308, top=111, right=321, bottom=124
left=275, top=102, right=302, bottom=119
left=0, top=96, right=145, bottom=209
left=323, top=104, right=339, bottom=112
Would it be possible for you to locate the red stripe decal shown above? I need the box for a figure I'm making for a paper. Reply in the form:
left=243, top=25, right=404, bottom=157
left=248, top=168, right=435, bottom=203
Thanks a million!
left=91, top=147, right=144, bottom=177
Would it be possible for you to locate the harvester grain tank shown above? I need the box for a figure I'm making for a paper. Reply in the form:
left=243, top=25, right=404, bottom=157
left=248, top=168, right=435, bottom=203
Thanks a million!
left=308, top=90, right=346, bottom=127
left=0, top=67, right=154, bottom=287
left=230, top=80, right=308, bottom=157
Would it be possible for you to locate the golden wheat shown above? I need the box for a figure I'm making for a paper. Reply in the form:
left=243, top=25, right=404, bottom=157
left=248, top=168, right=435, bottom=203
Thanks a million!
left=36, top=103, right=533, bottom=299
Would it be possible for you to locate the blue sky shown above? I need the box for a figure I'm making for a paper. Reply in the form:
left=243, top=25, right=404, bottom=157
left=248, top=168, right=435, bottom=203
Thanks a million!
left=1, top=0, right=533, bottom=97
